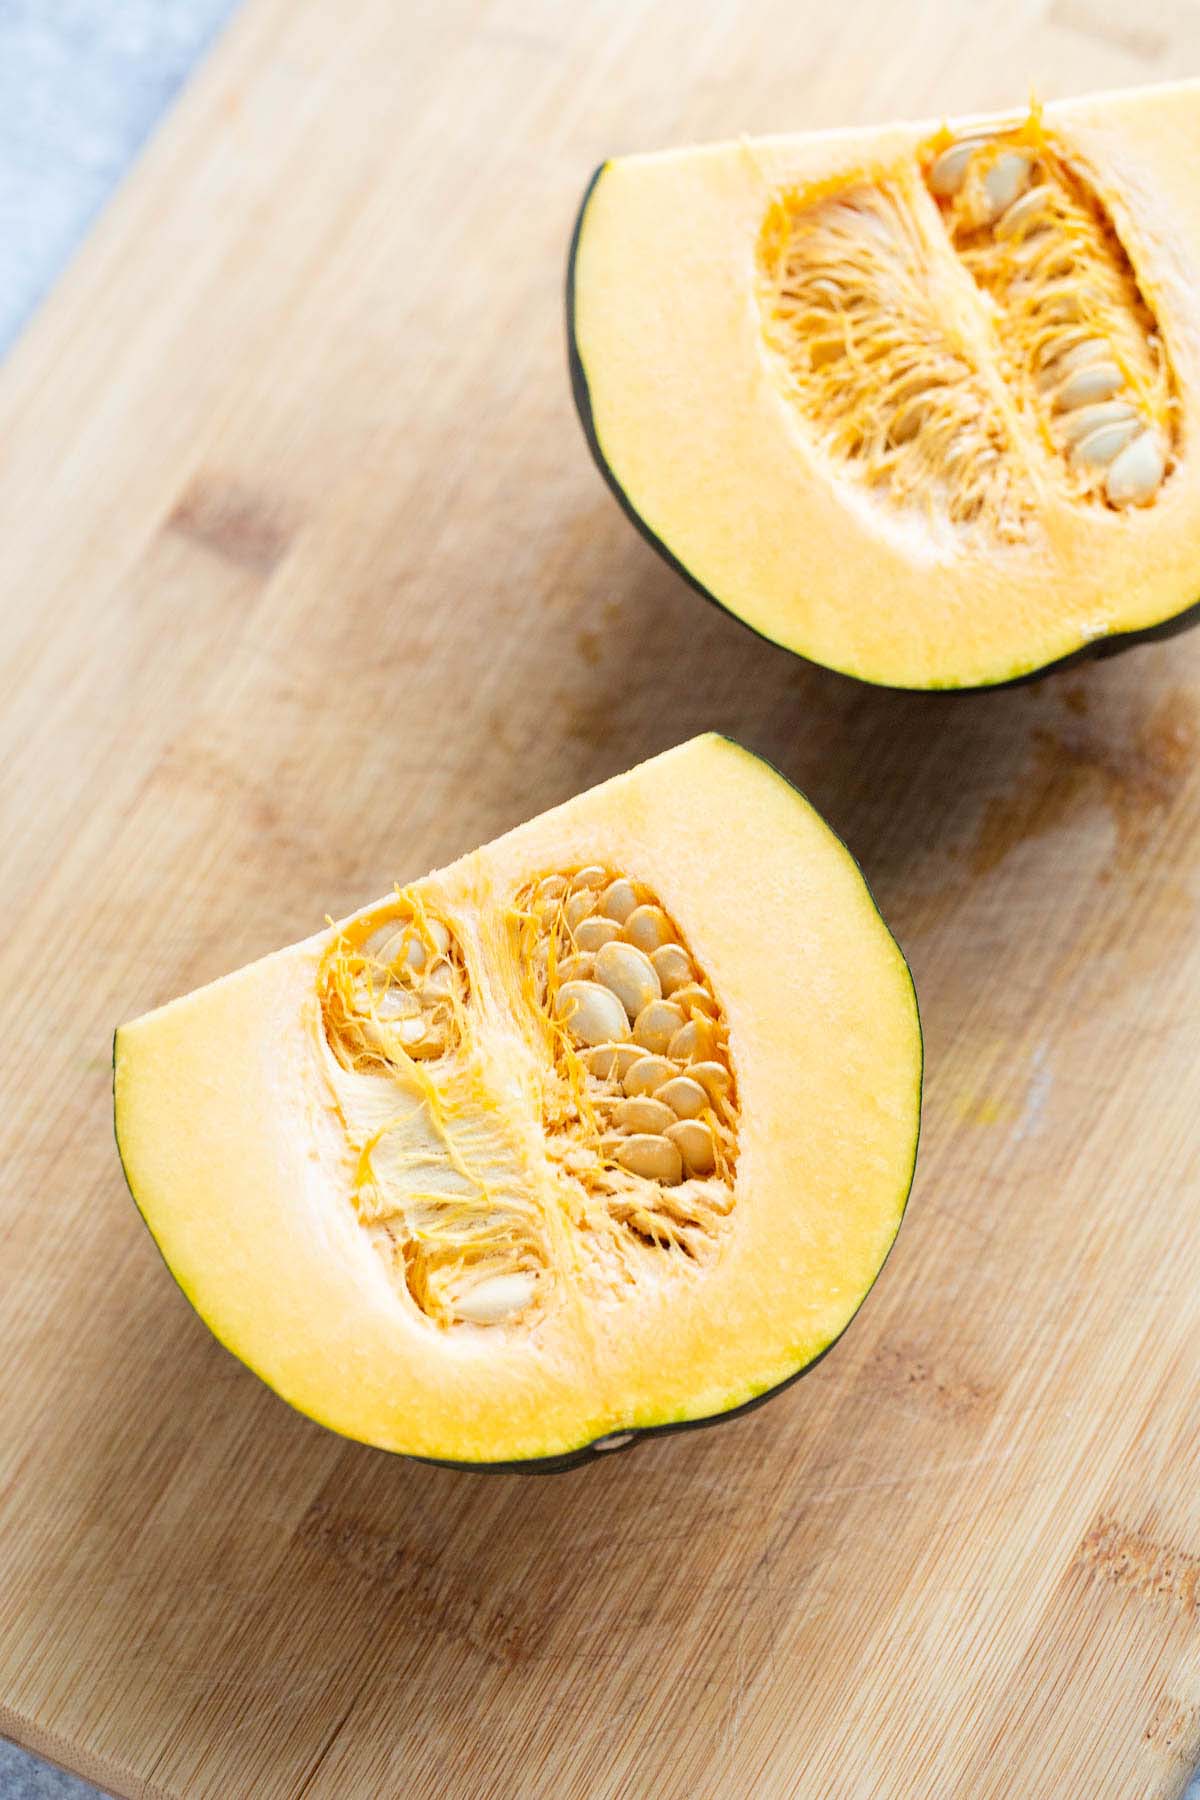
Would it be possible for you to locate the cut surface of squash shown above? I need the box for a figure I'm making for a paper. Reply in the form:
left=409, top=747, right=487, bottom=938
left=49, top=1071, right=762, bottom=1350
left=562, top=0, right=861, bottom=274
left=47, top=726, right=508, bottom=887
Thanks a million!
left=114, top=737, right=921, bottom=1466
left=569, top=82, right=1200, bottom=688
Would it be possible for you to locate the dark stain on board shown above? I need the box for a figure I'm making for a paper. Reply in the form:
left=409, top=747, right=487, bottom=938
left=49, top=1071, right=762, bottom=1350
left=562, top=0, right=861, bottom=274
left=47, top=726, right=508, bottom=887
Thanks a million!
left=970, top=688, right=1197, bottom=877
left=866, top=1338, right=1000, bottom=1427
left=169, top=474, right=296, bottom=576
left=297, top=1498, right=551, bottom=1667
left=1074, top=1513, right=1200, bottom=1619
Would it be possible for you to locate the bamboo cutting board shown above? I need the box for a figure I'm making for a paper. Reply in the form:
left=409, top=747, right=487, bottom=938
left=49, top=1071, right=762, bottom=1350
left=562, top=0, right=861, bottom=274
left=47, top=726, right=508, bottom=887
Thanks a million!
left=4, top=1, right=1200, bottom=1795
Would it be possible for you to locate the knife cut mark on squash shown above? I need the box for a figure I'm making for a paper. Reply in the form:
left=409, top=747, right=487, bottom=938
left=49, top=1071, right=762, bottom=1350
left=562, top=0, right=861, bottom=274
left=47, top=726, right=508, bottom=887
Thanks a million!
left=318, top=868, right=738, bottom=1331
left=757, top=109, right=1177, bottom=537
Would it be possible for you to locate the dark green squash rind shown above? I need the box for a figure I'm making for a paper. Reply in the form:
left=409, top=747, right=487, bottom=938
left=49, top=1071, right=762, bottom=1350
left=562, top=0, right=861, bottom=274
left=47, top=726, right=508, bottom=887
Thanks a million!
left=566, top=164, right=1200, bottom=694
left=113, top=738, right=922, bottom=1473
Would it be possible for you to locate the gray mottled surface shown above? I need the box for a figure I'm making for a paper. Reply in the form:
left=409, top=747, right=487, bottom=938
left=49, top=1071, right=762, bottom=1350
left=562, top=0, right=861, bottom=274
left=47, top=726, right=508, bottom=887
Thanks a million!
left=0, top=1744, right=103, bottom=1800
left=0, top=0, right=238, bottom=357
left=0, top=0, right=242, bottom=1782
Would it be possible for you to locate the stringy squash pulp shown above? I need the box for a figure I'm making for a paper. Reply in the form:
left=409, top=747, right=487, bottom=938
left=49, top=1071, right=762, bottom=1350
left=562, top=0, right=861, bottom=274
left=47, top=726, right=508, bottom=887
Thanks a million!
left=114, top=738, right=920, bottom=1467
left=569, top=81, right=1200, bottom=687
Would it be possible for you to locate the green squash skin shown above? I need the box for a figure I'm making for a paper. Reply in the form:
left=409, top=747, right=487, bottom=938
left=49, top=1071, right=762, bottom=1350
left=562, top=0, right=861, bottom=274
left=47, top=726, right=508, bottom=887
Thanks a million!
left=113, top=740, right=923, bottom=1475
left=566, top=163, right=1200, bottom=695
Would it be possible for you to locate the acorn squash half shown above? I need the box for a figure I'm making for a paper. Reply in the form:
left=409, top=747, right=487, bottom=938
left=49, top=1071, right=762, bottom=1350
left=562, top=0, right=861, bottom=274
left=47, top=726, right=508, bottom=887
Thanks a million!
left=113, top=737, right=921, bottom=1469
left=568, top=80, right=1200, bottom=689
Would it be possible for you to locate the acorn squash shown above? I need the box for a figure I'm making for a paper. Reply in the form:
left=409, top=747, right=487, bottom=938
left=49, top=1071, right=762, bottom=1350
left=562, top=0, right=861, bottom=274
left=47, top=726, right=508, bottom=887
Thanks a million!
left=113, top=736, right=921, bottom=1468
left=568, top=80, right=1200, bottom=689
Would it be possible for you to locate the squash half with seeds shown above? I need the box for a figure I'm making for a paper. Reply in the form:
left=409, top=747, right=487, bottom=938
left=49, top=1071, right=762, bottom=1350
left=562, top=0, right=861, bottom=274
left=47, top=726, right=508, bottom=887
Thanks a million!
left=113, top=737, right=922, bottom=1469
left=568, top=80, right=1200, bottom=689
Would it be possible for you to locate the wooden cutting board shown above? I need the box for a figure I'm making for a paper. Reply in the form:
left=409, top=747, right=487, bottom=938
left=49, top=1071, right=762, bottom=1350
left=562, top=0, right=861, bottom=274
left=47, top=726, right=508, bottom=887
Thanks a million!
left=4, top=1, right=1200, bottom=1795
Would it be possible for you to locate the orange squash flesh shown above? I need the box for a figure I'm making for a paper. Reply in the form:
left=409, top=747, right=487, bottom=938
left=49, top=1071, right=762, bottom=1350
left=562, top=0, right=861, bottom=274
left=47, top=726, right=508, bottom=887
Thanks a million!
left=114, top=736, right=921, bottom=1466
left=569, top=82, right=1200, bottom=689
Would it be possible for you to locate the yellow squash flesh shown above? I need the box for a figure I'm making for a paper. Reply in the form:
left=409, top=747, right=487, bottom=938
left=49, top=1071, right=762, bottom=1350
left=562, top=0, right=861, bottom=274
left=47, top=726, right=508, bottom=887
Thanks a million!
left=114, top=736, right=921, bottom=1465
left=570, top=81, right=1200, bottom=688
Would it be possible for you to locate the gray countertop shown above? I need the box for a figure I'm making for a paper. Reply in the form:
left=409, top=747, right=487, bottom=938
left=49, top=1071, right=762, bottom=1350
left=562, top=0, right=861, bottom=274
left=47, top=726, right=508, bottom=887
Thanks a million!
left=0, top=0, right=237, bottom=355
left=3, top=6, right=1200, bottom=1799
left=0, top=1747, right=97, bottom=1800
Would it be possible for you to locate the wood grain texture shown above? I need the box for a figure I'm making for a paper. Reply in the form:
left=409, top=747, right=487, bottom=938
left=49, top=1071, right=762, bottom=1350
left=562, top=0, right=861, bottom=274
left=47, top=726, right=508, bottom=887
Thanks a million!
left=3, top=1, right=1200, bottom=1795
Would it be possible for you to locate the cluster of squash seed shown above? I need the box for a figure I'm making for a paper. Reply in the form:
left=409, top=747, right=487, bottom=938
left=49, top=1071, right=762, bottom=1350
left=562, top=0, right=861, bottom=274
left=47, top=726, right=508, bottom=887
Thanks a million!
left=321, top=902, right=467, bottom=1072
left=759, top=110, right=1174, bottom=537
left=516, top=865, right=737, bottom=1255
left=926, top=126, right=1173, bottom=508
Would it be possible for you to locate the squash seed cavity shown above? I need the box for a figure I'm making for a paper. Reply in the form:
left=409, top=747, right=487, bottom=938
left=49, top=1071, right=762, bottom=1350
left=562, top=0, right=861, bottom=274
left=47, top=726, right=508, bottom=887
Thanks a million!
left=317, top=871, right=739, bottom=1332
left=924, top=118, right=1176, bottom=509
left=757, top=108, right=1177, bottom=536
left=513, top=867, right=738, bottom=1262
left=320, top=895, right=550, bottom=1333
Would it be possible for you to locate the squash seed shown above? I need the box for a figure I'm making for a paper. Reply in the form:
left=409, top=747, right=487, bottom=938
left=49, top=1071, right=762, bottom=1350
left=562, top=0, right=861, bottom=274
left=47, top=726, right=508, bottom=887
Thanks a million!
left=616, top=1134, right=684, bottom=1185
left=633, top=999, right=687, bottom=1054
left=455, top=1271, right=538, bottom=1325
left=651, top=943, right=692, bottom=996
left=362, top=924, right=406, bottom=964
left=586, top=1042, right=643, bottom=1081
left=982, top=150, right=1032, bottom=221
left=993, top=182, right=1053, bottom=240
left=623, top=1053, right=676, bottom=1096
left=623, top=904, right=673, bottom=952
left=614, top=1095, right=677, bottom=1135
left=666, top=1119, right=716, bottom=1176
left=1037, top=337, right=1110, bottom=389
left=600, top=878, right=639, bottom=923
left=564, top=890, right=595, bottom=930
left=397, top=1016, right=445, bottom=1059
left=1059, top=399, right=1137, bottom=448
left=373, top=984, right=421, bottom=1020
left=556, top=952, right=594, bottom=985
left=670, top=982, right=719, bottom=1019
left=668, top=1018, right=715, bottom=1063
left=595, top=940, right=661, bottom=1020
left=1105, top=429, right=1165, bottom=506
left=1072, top=417, right=1140, bottom=468
left=1055, top=361, right=1123, bottom=411
left=556, top=980, right=630, bottom=1046
left=689, top=1061, right=732, bottom=1101
left=574, top=916, right=622, bottom=952
left=926, top=136, right=987, bottom=198
left=570, top=866, right=609, bottom=892
left=657, top=1075, right=709, bottom=1120
left=401, top=935, right=429, bottom=973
